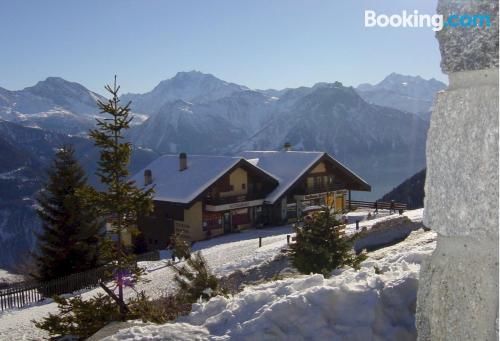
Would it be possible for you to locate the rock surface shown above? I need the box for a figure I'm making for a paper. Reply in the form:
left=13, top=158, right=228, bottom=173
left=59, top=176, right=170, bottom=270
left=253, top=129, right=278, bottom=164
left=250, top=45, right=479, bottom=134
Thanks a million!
left=436, top=0, right=499, bottom=73
left=416, top=0, right=499, bottom=339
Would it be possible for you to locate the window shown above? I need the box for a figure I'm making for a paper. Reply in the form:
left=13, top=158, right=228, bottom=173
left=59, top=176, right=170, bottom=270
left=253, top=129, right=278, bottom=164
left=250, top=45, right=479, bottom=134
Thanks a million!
left=307, top=177, right=314, bottom=189
left=242, top=183, right=246, bottom=190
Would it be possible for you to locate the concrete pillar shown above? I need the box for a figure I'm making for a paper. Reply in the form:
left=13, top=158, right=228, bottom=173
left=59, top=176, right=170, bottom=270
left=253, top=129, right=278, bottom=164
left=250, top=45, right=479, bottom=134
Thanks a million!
left=416, top=1, right=499, bottom=340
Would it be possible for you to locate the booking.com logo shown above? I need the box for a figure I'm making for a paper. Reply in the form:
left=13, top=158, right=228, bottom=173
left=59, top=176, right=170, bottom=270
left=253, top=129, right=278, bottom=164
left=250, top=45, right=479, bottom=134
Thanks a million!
left=365, top=10, right=491, bottom=31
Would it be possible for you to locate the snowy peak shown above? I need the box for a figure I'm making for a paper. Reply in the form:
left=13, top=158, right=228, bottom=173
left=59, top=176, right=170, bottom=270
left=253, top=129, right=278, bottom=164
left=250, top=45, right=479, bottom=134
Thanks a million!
left=0, top=77, right=106, bottom=135
left=376, top=73, right=445, bottom=97
left=23, top=77, right=104, bottom=112
left=355, top=73, right=447, bottom=119
left=121, top=71, right=249, bottom=115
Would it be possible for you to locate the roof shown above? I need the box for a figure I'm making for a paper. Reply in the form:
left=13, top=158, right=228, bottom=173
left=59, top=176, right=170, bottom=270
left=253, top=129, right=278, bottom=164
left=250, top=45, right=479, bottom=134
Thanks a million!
left=130, top=155, right=266, bottom=204
left=240, top=151, right=324, bottom=203
left=240, top=151, right=371, bottom=204
left=131, top=151, right=370, bottom=205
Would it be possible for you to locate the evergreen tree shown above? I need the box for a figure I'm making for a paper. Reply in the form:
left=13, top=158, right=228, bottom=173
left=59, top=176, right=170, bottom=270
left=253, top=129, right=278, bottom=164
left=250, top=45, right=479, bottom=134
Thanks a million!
left=171, top=232, right=191, bottom=261
left=172, top=252, right=220, bottom=303
left=84, top=77, right=154, bottom=316
left=34, top=145, right=102, bottom=281
left=291, top=210, right=366, bottom=278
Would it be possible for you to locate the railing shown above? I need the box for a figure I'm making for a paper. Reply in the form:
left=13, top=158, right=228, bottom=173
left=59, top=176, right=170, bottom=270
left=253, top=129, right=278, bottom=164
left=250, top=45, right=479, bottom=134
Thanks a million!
left=304, top=184, right=342, bottom=194
left=205, top=192, right=265, bottom=206
left=346, top=200, right=407, bottom=211
left=0, top=251, right=159, bottom=311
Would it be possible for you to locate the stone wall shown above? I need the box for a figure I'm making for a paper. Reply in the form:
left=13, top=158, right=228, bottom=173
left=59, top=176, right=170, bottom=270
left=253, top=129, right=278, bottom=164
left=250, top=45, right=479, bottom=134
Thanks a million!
left=416, top=1, right=499, bottom=340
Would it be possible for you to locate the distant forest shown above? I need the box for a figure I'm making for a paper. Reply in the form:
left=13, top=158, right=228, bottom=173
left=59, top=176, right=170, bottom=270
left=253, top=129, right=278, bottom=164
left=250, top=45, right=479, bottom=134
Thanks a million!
left=379, top=169, right=426, bottom=209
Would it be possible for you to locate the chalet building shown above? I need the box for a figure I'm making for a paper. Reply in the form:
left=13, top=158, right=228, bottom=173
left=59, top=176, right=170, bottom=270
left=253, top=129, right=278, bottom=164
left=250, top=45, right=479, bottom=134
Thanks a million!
left=129, top=147, right=370, bottom=250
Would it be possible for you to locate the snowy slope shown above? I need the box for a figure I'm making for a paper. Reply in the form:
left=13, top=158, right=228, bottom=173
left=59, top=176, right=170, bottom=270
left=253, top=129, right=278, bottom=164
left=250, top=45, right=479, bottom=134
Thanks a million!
left=0, top=210, right=427, bottom=340
left=102, top=222, right=435, bottom=340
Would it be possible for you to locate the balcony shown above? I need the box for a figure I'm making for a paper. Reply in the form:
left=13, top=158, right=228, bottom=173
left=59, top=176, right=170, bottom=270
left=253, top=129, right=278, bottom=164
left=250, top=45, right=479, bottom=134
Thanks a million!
left=304, top=183, right=343, bottom=194
left=205, top=192, right=266, bottom=206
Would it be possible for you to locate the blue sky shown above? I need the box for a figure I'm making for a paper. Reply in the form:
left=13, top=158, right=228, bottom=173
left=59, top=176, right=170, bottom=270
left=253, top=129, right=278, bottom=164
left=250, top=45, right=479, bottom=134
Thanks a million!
left=0, top=0, right=445, bottom=94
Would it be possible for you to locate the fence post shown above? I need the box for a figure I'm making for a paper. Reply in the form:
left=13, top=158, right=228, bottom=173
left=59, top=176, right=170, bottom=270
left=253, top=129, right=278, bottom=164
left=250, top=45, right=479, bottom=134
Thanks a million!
left=356, top=220, right=359, bottom=231
left=287, top=235, right=290, bottom=245
left=259, top=237, right=262, bottom=247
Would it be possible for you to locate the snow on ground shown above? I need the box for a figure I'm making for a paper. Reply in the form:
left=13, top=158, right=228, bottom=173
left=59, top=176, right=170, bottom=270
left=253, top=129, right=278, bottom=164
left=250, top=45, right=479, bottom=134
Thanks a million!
left=103, top=228, right=436, bottom=341
left=0, top=209, right=425, bottom=340
left=0, top=225, right=292, bottom=340
left=0, top=269, right=24, bottom=287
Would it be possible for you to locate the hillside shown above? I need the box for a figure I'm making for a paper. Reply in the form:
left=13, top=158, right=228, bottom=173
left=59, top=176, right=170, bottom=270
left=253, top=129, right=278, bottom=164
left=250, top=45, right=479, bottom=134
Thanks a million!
left=0, top=120, right=159, bottom=268
left=379, top=169, right=426, bottom=209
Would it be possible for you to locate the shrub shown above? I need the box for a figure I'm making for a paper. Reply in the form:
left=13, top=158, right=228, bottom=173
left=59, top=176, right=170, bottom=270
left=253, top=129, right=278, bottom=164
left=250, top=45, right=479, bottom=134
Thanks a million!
left=34, top=290, right=193, bottom=339
left=34, top=294, right=121, bottom=340
left=291, top=210, right=366, bottom=278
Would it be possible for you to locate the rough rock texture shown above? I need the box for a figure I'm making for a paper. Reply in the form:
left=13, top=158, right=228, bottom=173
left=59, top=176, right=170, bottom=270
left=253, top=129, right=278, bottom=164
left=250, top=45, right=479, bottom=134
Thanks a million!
left=424, top=69, right=499, bottom=238
left=436, top=0, right=499, bottom=73
left=417, top=0, right=499, bottom=339
left=417, top=235, right=498, bottom=340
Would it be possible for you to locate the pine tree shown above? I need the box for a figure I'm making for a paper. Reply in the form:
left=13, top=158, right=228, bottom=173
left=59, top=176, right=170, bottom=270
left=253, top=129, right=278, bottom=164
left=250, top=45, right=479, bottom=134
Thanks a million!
left=34, top=145, right=102, bottom=281
left=172, top=252, right=220, bottom=303
left=84, top=77, right=154, bottom=317
left=291, top=210, right=366, bottom=278
left=171, top=232, right=191, bottom=261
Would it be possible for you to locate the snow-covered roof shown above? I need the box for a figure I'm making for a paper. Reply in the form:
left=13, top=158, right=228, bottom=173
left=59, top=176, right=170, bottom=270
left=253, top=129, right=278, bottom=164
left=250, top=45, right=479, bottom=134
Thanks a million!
left=131, top=151, right=369, bottom=205
left=239, top=151, right=324, bottom=204
left=131, top=155, right=245, bottom=204
left=240, top=151, right=371, bottom=203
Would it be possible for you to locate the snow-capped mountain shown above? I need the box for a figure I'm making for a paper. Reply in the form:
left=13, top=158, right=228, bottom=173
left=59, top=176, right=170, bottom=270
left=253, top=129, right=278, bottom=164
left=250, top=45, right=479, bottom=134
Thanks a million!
left=129, top=89, right=278, bottom=153
left=230, top=83, right=429, bottom=199
left=121, top=71, right=249, bottom=115
left=127, top=76, right=429, bottom=199
left=0, top=77, right=107, bottom=135
left=356, top=73, right=446, bottom=121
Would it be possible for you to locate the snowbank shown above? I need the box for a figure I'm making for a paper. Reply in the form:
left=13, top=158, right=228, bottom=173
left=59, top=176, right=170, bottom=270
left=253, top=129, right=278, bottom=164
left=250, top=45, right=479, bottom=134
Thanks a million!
left=103, top=229, right=436, bottom=341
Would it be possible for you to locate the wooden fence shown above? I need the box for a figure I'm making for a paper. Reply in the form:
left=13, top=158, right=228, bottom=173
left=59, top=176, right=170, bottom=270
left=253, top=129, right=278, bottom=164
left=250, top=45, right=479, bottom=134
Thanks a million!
left=347, top=200, right=407, bottom=212
left=0, top=250, right=160, bottom=311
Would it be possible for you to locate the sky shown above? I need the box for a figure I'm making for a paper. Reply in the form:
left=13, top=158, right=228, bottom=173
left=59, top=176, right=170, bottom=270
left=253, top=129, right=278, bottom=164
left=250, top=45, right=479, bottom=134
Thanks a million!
left=0, top=0, right=445, bottom=95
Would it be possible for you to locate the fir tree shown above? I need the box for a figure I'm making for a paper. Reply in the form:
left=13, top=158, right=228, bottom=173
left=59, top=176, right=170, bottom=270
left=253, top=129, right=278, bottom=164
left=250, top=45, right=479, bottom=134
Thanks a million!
left=291, top=210, right=366, bottom=277
left=172, top=252, right=220, bottom=303
left=171, top=232, right=191, bottom=261
left=84, top=77, right=154, bottom=317
left=34, top=145, right=102, bottom=281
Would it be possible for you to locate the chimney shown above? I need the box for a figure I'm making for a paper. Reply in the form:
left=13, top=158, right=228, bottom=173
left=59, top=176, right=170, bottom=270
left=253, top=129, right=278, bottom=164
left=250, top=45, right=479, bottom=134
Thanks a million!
left=144, top=169, right=153, bottom=186
left=179, top=152, right=187, bottom=171
left=284, top=142, right=292, bottom=152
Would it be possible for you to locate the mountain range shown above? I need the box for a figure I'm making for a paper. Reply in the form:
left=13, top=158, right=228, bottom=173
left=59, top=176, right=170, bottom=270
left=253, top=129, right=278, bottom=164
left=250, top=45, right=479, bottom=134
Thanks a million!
left=356, top=73, right=446, bottom=121
left=0, top=71, right=445, bottom=268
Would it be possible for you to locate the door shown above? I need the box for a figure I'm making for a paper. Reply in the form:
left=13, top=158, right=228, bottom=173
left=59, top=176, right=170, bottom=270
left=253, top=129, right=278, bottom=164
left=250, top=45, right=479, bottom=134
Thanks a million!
left=223, top=212, right=231, bottom=233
